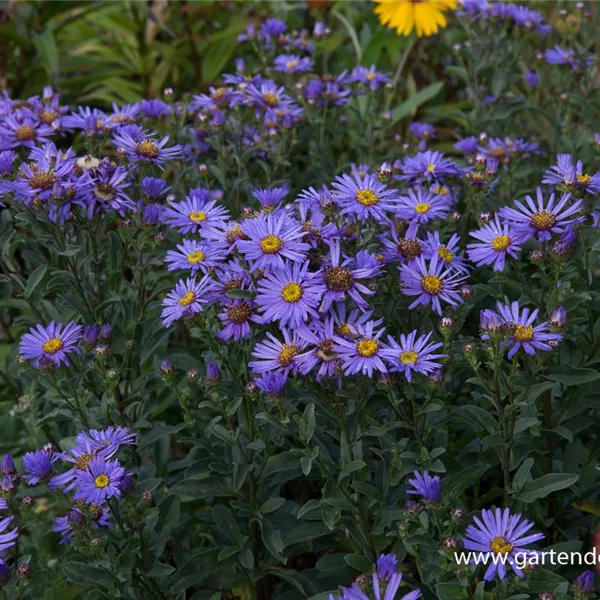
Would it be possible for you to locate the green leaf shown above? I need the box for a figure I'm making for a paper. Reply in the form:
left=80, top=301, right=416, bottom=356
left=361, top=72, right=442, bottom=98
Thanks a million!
left=261, top=497, right=285, bottom=514
left=442, top=464, right=490, bottom=498
left=62, top=562, right=112, bottom=591
left=25, top=264, right=47, bottom=299
left=146, top=562, right=176, bottom=578
left=391, top=82, right=444, bottom=124
left=435, top=583, right=468, bottom=600
left=213, top=505, right=242, bottom=543
left=547, top=365, right=600, bottom=386
left=344, top=554, right=372, bottom=573
left=338, top=460, right=366, bottom=482
left=261, top=518, right=286, bottom=562
left=516, top=473, right=579, bottom=503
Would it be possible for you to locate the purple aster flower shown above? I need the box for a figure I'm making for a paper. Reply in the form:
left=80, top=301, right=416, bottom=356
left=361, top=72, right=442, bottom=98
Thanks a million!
left=143, top=204, right=164, bottom=226
left=422, top=232, right=468, bottom=274
left=296, top=316, right=342, bottom=380
left=62, top=106, right=108, bottom=135
left=0, top=517, right=18, bottom=552
left=380, top=226, right=424, bottom=264
left=496, top=301, right=562, bottom=359
left=0, top=559, right=9, bottom=580
left=106, top=102, right=139, bottom=127
left=455, top=136, right=479, bottom=155
left=333, top=320, right=387, bottom=378
left=83, top=164, right=133, bottom=218
left=140, top=99, right=171, bottom=119
left=350, top=64, right=391, bottom=91
left=165, top=239, right=226, bottom=274
left=53, top=508, right=85, bottom=544
left=261, top=18, right=286, bottom=39
left=542, top=154, right=600, bottom=194
left=73, top=455, right=125, bottom=504
left=161, top=276, right=215, bottom=327
left=140, top=176, right=170, bottom=199
left=398, top=151, right=460, bottom=184
left=382, top=331, right=444, bottom=382
left=249, top=329, right=307, bottom=375
left=549, top=305, right=566, bottom=330
left=552, top=226, right=578, bottom=257
left=396, top=187, right=451, bottom=224
left=112, top=130, right=182, bottom=168
left=0, top=114, right=54, bottom=150
left=245, top=81, right=293, bottom=110
left=273, top=54, right=313, bottom=74
left=252, top=185, right=288, bottom=210
left=0, top=455, right=15, bottom=475
left=217, top=300, right=262, bottom=342
left=330, top=565, right=421, bottom=600
left=237, top=214, right=309, bottom=272
left=524, top=70, right=539, bottom=88
left=19, top=321, right=83, bottom=368
left=163, top=191, right=229, bottom=234
left=332, top=171, right=400, bottom=222
left=376, top=554, right=399, bottom=581
left=409, top=122, right=435, bottom=139
left=49, top=438, right=108, bottom=492
left=467, top=216, right=523, bottom=271
left=255, top=261, right=325, bottom=327
left=400, top=255, right=467, bottom=315
left=575, top=571, right=595, bottom=594
left=0, top=150, right=16, bottom=178
left=22, top=448, right=58, bottom=485
left=463, top=507, right=544, bottom=581
left=255, top=372, right=287, bottom=398
left=316, top=240, right=377, bottom=312
left=545, top=45, right=575, bottom=66
left=499, top=187, right=583, bottom=242
left=407, top=471, right=441, bottom=503
left=74, top=426, right=136, bottom=456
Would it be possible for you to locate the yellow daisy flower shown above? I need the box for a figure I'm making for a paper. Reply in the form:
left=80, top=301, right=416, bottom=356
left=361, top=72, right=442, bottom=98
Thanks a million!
left=374, top=0, right=457, bottom=38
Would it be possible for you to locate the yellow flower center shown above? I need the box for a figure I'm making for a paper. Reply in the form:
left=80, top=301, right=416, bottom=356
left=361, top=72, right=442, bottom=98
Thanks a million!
left=365, top=72, right=376, bottom=80
left=39, top=109, right=58, bottom=125
left=336, top=323, right=352, bottom=337
left=277, top=343, right=301, bottom=366
left=513, top=325, right=534, bottom=342
left=577, top=173, right=591, bottom=185
left=438, top=246, right=454, bottom=263
left=211, top=87, right=228, bottom=102
left=187, top=250, right=205, bottom=264
left=400, top=350, right=418, bottom=364
left=421, top=274, right=443, bottom=295
left=414, top=202, right=431, bottom=214
left=285, top=60, right=299, bottom=69
left=530, top=210, right=557, bottom=231
left=94, top=474, right=110, bottom=489
left=15, top=125, right=37, bottom=141
left=189, top=210, right=207, bottom=223
left=356, top=339, right=379, bottom=357
left=262, top=92, right=280, bottom=107
left=42, top=337, right=63, bottom=354
left=356, top=189, right=379, bottom=206
left=260, top=234, right=283, bottom=254
left=178, top=291, right=196, bottom=307
left=135, top=140, right=160, bottom=159
left=491, top=235, right=511, bottom=251
left=434, top=185, right=449, bottom=196
left=490, top=536, right=514, bottom=555
left=316, top=339, right=337, bottom=362
left=281, top=282, right=303, bottom=303
left=426, top=163, right=436, bottom=172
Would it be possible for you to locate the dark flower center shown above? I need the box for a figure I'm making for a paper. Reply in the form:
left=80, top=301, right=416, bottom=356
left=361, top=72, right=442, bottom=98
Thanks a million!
left=324, top=267, right=354, bottom=292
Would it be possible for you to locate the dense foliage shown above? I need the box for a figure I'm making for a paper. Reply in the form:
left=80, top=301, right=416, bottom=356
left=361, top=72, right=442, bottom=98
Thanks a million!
left=1, top=2, right=600, bottom=600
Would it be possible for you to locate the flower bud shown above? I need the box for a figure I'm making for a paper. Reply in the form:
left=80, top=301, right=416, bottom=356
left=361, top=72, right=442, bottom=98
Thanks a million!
left=460, top=284, right=474, bottom=299
left=187, top=369, right=199, bottom=381
left=529, top=249, right=544, bottom=263
left=451, top=507, right=464, bottom=521
left=141, top=490, right=153, bottom=503
left=549, top=306, right=566, bottom=330
left=206, top=361, right=221, bottom=383
left=160, top=360, right=173, bottom=377
left=16, top=564, right=31, bottom=578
